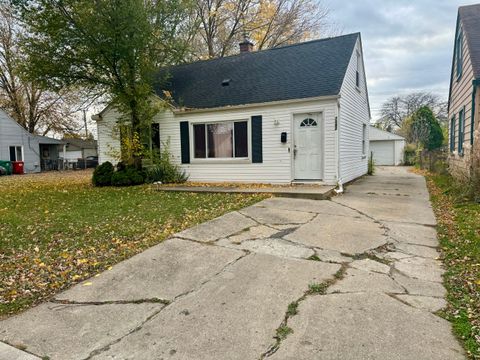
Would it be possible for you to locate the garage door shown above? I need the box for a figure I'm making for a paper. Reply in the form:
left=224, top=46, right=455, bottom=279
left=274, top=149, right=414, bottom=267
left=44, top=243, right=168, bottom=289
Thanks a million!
left=64, top=150, right=82, bottom=160
left=370, top=140, right=395, bottom=165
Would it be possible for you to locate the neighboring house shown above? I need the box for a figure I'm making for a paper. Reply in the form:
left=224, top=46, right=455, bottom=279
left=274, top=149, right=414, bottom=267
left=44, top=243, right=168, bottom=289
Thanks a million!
left=369, top=126, right=405, bottom=166
left=63, top=138, right=98, bottom=160
left=448, top=4, right=480, bottom=180
left=0, top=109, right=65, bottom=173
left=94, top=33, right=371, bottom=185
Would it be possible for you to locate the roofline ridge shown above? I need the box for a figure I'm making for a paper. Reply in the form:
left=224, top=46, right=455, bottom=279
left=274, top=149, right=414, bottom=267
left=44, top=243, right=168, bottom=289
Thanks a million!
left=168, top=32, right=361, bottom=69
left=459, top=3, right=480, bottom=10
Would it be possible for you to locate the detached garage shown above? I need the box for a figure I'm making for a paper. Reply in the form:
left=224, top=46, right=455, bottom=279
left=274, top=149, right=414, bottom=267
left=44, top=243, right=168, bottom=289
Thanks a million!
left=369, top=126, right=405, bottom=166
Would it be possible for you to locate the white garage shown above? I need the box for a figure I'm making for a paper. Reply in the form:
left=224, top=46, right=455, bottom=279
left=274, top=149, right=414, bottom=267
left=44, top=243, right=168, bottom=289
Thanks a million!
left=369, top=126, right=405, bottom=166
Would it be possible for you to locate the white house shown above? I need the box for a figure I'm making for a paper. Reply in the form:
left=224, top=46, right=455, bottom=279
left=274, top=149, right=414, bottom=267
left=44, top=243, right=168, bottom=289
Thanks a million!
left=0, top=109, right=65, bottom=173
left=369, top=126, right=405, bottom=166
left=94, top=33, right=371, bottom=185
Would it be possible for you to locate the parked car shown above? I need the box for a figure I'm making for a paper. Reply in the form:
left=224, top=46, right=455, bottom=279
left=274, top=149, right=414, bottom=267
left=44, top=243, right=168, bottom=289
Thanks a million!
left=77, top=156, right=99, bottom=169
left=0, top=166, right=6, bottom=176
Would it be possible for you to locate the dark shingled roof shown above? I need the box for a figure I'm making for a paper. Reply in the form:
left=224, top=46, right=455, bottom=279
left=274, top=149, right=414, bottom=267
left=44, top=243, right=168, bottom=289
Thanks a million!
left=156, top=33, right=359, bottom=109
left=459, top=4, right=480, bottom=79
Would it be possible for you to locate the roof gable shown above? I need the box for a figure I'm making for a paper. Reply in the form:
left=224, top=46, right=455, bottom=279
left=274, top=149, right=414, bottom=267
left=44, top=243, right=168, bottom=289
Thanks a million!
left=459, top=4, right=480, bottom=79
left=156, top=33, right=360, bottom=109
left=369, top=126, right=405, bottom=141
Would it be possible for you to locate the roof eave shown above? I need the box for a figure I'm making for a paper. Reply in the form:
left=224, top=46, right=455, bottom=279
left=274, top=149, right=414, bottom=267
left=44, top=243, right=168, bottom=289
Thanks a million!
left=172, top=95, right=341, bottom=114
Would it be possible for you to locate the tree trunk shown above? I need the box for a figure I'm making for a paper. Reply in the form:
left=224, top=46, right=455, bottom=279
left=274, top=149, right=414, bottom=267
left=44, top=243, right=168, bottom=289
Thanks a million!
left=129, top=99, right=143, bottom=170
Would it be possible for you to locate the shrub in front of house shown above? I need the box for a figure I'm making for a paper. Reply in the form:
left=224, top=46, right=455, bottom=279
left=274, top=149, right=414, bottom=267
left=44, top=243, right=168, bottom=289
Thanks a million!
left=111, top=166, right=145, bottom=187
left=145, top=145, right=188, bottom=184
left=92, top=161, right=114, bottom=186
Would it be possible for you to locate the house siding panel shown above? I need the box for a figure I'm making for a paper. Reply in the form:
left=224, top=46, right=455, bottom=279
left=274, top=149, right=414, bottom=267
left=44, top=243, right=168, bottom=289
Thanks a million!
left=0, top=109, right=41, bottom=173
left=97, top=99, right=339, bottom=184
left=338, top=38, right=370, bottom=183
left=96, top=108, right=123, bottom=165
left=449, top=19, right=477, bottom=179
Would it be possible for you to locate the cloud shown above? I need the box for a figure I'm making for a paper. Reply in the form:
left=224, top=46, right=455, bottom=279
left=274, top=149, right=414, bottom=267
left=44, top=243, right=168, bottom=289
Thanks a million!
left=328, top=0, right=479, bottom=119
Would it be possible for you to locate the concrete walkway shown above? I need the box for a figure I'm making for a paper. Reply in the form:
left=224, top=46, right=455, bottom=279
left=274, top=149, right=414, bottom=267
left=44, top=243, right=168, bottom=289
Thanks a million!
left=0, top=167, right=465, bottom=359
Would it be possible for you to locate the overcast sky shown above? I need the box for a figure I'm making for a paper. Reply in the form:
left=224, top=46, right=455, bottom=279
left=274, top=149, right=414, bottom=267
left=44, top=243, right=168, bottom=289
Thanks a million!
left=328, top=0, right=479, bottom=120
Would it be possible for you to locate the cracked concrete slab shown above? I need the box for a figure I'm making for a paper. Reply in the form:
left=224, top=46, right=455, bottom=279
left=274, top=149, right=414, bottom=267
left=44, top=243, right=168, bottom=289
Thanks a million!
left=350, top=258, right=391, bottom=274
left=220, top=224, right=278, bottom=243
left=392, top=271, right=446, bottom=297
left=216, top=237, right=314, bottom=259
left=395, top=242, right=440, bottom=259
left=284, top=214, right=387, bottom=254
left=176, top=211, right=256, bottom=242
left=395, top=294, right=447, bottom=313
left=376, top=251, right=413, bottom=261
left=56, top=238, right=243, bottom=303
left=0, top=302, right=164, bottom=360
left=240, top=205, right=315, bottom=225
left=93, top=254, right=340, bottom=360
left=385, top=221, right=439, bottom=247
left=345, top=179, right=430, bottom=199
left=0, top=342, right=40, bottom=360
left=254, top=197, right=361, bottom=217
left=314, top=249, right=353, bottom=263
left=394, top=256, right=444, bottom=283
left=328, top=268, right=404, bottom=294
left=333, top=194, right=437, bottom=226
left=269, top=293, right=464, bottom=360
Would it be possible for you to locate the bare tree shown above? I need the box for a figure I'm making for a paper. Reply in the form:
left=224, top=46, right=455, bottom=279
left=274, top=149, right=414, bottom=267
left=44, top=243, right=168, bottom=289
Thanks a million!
left=193, top=0, right=334, bottom=58
left=378, top=92, right=448, bottom=131
left=0, top=3, right=85, bottom=137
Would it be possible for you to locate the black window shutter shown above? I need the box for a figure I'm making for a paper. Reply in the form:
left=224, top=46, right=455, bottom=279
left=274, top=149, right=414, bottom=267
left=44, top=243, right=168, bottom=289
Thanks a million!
left=251, top=115, right=263, bottom=163
left=180, top=121, right=190, bottom=164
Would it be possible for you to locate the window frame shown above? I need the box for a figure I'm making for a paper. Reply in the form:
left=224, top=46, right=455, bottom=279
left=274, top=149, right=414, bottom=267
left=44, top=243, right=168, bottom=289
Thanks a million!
left=190, top=119, right=251, bottom=163
left=355, top=51, right=361, bottom=89
left=362, top=123, right=367, bottom=156
left=9, top=145, right=23, bottom=162
left=450, top=115, right=456, bottom=153
left=458, top=107, right=465, bottom=155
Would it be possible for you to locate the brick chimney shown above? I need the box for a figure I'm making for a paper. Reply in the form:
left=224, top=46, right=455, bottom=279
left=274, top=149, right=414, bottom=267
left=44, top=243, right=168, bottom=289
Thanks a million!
left=239, top=36, right=254, bottom=53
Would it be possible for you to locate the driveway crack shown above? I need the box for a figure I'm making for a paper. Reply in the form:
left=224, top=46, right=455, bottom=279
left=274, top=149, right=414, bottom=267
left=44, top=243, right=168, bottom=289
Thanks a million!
left=259, top=264, right=348, bottom=359
left=85, top=251, right=250, bottom=359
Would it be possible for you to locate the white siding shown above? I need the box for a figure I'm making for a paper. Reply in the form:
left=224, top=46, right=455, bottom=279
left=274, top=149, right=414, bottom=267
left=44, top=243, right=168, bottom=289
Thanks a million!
left=0, top=109, right=41, bottom=173
left=338, top=37, right=371, bottom=183
left=394, top=140, right=406, bottom=165
left=97, top=98, right=339, bottom=184
left=96, top=108, right=122, bottom=164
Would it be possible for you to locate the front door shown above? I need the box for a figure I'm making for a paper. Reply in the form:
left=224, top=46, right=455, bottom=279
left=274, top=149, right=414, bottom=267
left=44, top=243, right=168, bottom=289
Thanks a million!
left=293, top=113, right=322, bottom=180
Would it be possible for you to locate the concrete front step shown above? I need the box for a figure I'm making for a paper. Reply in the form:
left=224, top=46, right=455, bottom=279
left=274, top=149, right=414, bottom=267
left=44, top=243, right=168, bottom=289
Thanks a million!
left=154, top=184, right=336, bottom=200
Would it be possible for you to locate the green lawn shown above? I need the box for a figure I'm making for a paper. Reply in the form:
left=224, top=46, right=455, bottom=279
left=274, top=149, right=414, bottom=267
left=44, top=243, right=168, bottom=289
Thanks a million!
left=426, top=173, right=480, bottom=359
left=0, top=171, right=265, bottom=318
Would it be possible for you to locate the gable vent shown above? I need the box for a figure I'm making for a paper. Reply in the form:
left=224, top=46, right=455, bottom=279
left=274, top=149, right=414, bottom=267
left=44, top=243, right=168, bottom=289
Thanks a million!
left=222, top=79, right=231, bottom=87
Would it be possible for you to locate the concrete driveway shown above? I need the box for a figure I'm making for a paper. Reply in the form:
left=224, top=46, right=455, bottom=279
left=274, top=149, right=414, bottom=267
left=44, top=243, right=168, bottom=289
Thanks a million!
left=0, top=167, right=465, bottom=360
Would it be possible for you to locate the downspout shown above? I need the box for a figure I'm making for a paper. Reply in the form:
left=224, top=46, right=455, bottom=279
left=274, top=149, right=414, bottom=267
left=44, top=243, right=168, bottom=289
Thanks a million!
left=334, top=100, right=343, bottom=194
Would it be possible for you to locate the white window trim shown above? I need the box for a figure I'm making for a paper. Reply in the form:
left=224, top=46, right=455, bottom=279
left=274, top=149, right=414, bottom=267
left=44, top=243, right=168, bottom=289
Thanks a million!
left=9, top=145, right=24, bottom=162
left=190, top=119, right=251, bottom=164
